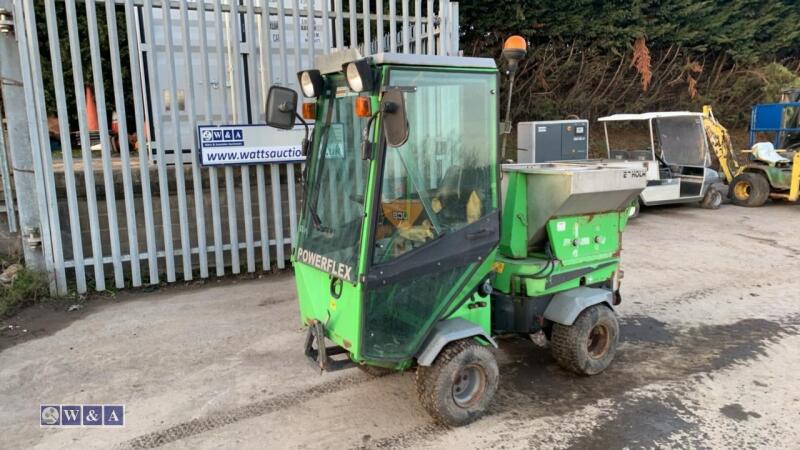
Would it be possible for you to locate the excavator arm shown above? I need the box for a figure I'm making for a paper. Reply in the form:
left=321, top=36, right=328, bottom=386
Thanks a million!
left=702, top=105, right=741, bottom=184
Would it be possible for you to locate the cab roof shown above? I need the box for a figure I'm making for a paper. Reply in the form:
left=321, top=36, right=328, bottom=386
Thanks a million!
left=598, top=111, right=703, bottom=122
left=314, top=50, right=497, bottom=74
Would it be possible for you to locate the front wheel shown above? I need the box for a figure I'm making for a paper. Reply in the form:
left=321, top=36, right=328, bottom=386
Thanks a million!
left=701, top=186, right=723, bottom=209
left=415, top=339, right=499, bottom=427
left=551, top=304, right=619, bottom=375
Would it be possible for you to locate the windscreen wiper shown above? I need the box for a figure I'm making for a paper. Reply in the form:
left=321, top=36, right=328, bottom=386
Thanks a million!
left=308, top=89, right=337, bottom=232
left=309, top=206, right=331, bottom=233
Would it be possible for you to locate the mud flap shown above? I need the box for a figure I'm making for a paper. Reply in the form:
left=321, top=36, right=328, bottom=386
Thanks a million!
left=303, top=320, right=355, bottom=372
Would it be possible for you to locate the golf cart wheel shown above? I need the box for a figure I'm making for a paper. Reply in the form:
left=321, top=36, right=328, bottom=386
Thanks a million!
left=357, top=365, right=394, bottom=377
left=701, top=186, right=723, bottom=209
left=551, top=304, right=619, bottom=376
left=730, top=173, right=770, bottom=207
left=415, top=339, right=499, bottom=427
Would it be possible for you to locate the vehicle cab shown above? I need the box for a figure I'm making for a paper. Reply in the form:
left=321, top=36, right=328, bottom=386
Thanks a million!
left=266, top=51, right=501, bottom=369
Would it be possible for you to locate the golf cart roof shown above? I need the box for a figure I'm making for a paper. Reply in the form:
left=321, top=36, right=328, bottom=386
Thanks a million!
left=598, top=112, right=703, bottom=122
left=314, top=50, right=497, bottom=74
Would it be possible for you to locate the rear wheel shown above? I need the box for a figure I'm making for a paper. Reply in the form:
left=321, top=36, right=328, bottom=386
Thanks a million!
left=730, top=173, right=770, bottom=207
left=701, top=186, right=723, bottom=209
left=416, top=339, right=499, bottom=426
left=551, top=305, right=619, bottom=375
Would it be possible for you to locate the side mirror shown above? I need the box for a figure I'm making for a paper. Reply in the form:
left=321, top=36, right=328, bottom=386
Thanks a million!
left=381, top=90, right=409, bottom=148
left=265, top=86, right=298, bottom=130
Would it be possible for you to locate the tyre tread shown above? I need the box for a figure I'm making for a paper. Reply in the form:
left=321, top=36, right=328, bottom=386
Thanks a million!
left=415, top=339, right=497, bottom=426
left=701, top=187, right=723, bottom=209
left=550, top=305, right=619, bottom=376
left=731, top=173, right=770, bottom=207
left=415, top=339, right=470, bottom=418
left=551, top=321, right=583, bottom=373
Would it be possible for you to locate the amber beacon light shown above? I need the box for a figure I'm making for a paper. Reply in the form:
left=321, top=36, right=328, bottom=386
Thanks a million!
left=502, top=35, right=527, bottom=74
left=499, top=35, right=528, bottom=157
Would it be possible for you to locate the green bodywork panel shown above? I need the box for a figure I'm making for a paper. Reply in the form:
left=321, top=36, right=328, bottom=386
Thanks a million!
left=499, top=171, right=529, bottom=258
left=295, top=263, right=363, bottom=357
left=546, top=213, right=624, bottom=266
left=492, top=255, right=619, bottom=297
left=439, top=253, right=497, bottom=335
left=760, top=166, right=793, bottom=190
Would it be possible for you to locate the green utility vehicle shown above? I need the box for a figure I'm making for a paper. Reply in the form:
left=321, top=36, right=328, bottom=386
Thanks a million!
left=264, top=39, right=646, bottom=426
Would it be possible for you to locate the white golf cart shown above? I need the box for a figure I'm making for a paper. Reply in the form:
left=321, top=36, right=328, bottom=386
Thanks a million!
left=598, top=112, right=724, bottom=216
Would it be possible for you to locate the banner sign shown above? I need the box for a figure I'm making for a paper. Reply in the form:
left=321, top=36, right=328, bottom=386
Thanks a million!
left=197, top=124, right=307, bottom=166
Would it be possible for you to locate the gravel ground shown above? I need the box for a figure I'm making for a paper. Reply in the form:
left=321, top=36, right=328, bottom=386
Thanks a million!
left=1, top=201, right=798, bottom=449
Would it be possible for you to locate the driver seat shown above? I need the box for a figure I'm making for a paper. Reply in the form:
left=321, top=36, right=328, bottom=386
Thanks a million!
left=435, top=165, right=486, bottom=224
left=751, top=142, right=789, bottom=166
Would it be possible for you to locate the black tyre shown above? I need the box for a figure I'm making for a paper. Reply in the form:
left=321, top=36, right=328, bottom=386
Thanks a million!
left=701, top=186, right=723, bottom=209
left=415, top=339, right=499, bottom=427
left=357, top=365, right=394, bottom=377
left=730, top=173, right=770, bottom=207
left=551, top=304, right=619, bottom=376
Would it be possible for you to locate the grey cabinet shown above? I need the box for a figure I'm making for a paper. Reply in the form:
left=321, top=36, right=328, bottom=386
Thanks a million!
left=516, top=120, right=589, bottom=163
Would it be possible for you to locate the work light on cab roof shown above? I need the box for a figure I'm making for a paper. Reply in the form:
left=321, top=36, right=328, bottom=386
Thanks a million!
left=343, top=59, right=373, bottom=93
left=297, top=69, right=324, bottom=98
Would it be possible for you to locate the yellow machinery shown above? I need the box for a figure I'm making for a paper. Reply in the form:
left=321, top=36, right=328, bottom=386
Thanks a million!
left=702, top=106, right=799, bottom=207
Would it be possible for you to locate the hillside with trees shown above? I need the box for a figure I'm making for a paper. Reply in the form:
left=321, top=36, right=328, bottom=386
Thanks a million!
left=460, top=0, right=800, bottom=149
left=20, top=1, right=800, bottom=153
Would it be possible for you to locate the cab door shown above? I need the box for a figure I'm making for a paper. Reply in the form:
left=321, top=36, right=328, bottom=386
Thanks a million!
left=361, top=68, right=499, bottom=362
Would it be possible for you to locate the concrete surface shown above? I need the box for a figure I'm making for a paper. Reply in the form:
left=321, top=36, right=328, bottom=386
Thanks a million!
left=1, top=202, right=799, bottom=449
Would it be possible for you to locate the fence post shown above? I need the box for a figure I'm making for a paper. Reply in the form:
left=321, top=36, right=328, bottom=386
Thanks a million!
left=0, top=0, right=46, bottom=273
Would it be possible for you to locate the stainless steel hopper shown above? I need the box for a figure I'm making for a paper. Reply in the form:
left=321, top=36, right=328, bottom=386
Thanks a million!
left=501, top=162, right=648, bottom=247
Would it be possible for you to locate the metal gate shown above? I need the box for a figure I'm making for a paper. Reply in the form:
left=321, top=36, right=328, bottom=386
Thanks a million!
left=0, top=0, right=460, bottom=295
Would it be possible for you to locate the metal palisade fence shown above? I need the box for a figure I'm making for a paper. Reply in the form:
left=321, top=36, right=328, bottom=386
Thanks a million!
left=0, top=0, right=459, bottom=295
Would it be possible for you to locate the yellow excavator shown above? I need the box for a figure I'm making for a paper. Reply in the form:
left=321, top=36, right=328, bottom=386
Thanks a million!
left=702, top=105, right=800, bottom=207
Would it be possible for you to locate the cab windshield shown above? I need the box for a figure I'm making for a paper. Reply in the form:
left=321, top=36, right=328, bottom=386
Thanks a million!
left=654, top=116, right=707, bottom=167
left=295, top=77, right=370, bottom=282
